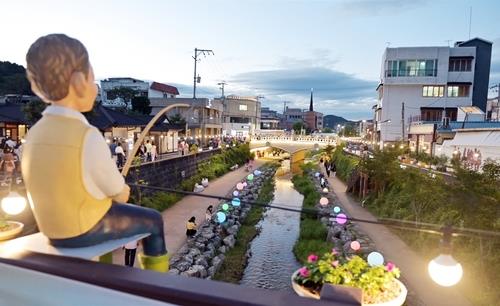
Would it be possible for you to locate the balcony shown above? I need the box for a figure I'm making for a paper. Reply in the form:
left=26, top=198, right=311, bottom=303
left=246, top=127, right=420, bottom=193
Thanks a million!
left=385, top=69, right=437, bottom=77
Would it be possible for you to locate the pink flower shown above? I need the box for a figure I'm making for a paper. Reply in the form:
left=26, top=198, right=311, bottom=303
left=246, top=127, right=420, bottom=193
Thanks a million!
left=386, top=262, right=395, bottom=272
left=331, top=260, right=339, bottom=268
left=299, top=267, right=310, bottom=278
left=307, top=254, right=318, bottom=263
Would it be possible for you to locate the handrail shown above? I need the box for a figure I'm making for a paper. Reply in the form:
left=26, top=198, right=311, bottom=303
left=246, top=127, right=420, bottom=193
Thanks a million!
left=0, top=250, right=352, bottom=306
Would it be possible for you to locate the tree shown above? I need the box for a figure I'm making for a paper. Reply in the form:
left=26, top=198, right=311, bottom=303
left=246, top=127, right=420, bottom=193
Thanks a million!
left=106, top=87, right=137, bottom=109
left=0, top=61, right=33, bottom=95
left=22, top=98, right=47, bottom=125
left=168, top=113, right=186, bottom=125
left=131, top=96, right=152, bottom=115
left=322, top=127, right=333, bottom=133
left=293, top=121, right=306, bottom=134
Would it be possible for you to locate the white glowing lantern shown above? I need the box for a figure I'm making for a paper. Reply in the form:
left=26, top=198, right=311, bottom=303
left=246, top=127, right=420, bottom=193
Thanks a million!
left=1, top=191, right=27, bottom=215
left=428, top=254, right=463, bottom=287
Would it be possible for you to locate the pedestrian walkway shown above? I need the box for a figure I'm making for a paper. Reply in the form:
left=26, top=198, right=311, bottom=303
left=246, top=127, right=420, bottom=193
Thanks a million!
left=113, top=160, right=264, bottom=266
left=322, top=169, right=472, bottom=306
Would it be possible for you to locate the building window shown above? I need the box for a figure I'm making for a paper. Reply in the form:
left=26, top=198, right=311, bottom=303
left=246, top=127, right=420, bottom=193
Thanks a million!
left=422, top=85, right=444, bottom=97
left=239, top=104, right=248, bottom=111
left=388, top=59, right=437, bottom=77
left=449, top=58, right=472, bottom=72
left=448, top=85, right=470, bottom=97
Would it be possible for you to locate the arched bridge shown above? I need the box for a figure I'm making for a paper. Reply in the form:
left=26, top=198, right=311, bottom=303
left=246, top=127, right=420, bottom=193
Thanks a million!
left=250, top=136, right=337, bottom=173
left=250, top=136, right=336, bottom=155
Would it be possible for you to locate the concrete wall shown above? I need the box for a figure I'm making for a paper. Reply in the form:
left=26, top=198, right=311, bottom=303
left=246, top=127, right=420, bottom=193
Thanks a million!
left=126, top=149, right=221, bottom=192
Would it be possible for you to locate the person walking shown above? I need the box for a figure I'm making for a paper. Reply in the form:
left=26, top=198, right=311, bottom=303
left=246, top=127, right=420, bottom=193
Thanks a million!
left=115, top=142, right=125, bottom=168
left=205, top=205, right=213, bottom=222
left=145, top=140, right=152, bottom=161
left=331, top=162, right=337, bottom=177
left=123, top=239, right=138, bottom=267
left=186, top=216, right=197, bottom=238
left=109, top=139, right=117, bottom=163
left=0, top=148, right=16, bottom=177
left=326, top=162, right=331, bottom=177
left=151, top=141, right=157, bottom=162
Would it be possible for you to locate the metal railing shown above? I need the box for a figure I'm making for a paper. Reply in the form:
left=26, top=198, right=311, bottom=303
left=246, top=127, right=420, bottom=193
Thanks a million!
left=0, top=250, right=353, bottom=306
left=385, top=69, right=437, bottom=77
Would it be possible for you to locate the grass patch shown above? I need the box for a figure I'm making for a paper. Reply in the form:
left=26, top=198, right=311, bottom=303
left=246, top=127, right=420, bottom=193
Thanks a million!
left=292, top=170, right=334, bottom=265
left=213, top=166, right=277, bottom=283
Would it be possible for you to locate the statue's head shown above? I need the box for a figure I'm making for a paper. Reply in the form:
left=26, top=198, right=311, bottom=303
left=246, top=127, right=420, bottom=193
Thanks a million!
left=26, top=34, right=97, bottom=112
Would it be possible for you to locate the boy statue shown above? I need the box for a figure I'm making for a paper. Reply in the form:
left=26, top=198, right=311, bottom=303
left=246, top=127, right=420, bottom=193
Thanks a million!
left=21, top=34, right=168, bottom=272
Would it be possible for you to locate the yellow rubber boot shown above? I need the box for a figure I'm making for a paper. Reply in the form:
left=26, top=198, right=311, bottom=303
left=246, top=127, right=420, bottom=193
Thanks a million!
left=138, top=253, right=170, bottom=272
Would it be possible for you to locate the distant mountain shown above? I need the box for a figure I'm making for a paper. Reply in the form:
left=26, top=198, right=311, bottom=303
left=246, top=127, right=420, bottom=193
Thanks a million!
left=0, top=61, right=33, bottom=95
left=323, top=114, right=351, bottom=128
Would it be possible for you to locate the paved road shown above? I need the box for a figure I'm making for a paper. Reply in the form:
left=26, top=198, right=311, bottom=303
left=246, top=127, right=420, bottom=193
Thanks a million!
left=322, top=169, right=472, bottom=306
left=113, top=160, right=264, bottom=266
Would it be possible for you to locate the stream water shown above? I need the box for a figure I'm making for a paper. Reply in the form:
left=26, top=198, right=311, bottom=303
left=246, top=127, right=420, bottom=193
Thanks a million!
left=240, top=174, right=303, bottom=291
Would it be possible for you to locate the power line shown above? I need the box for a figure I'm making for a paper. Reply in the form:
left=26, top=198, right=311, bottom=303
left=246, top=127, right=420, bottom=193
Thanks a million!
left=128, top=183, right=500, bottom=239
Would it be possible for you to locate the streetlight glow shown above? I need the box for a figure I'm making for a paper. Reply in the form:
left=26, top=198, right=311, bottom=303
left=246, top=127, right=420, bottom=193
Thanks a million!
left=1, top=191, right=27, bottom=215
left=428, top=254, right=463, bottom=287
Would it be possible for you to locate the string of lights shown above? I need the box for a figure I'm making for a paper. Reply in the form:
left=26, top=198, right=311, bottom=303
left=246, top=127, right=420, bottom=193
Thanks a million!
left=128, top=183, right=500, bottom=239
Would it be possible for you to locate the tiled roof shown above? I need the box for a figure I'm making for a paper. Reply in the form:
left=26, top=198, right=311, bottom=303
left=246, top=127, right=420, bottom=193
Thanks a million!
left=0, top=103, right=29, bottom=124
left=150, top=82, right=179, bottom=95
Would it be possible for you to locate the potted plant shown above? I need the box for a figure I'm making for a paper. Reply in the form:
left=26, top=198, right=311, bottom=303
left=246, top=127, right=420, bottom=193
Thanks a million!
left=292, top=251, right=407, bottom=306
left=0, top=212, right=24, bottom=241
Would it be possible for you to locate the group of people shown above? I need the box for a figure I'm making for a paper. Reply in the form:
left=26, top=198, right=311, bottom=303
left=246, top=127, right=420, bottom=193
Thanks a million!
left=0, top=137, right=23, bottom=179
left=186, top=205, right=214, bottom=238
left=109, top=139, right=158, bottom=168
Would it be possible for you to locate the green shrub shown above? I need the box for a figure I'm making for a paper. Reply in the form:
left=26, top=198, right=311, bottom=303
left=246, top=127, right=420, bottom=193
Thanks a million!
left=332, top=145, right=360, bottom=182
left=141, top=192, right=182, bottom=211
left=292, top=170, right=334, bottom=264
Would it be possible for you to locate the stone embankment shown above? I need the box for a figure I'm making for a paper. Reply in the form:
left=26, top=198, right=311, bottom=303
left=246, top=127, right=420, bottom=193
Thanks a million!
left=310, top=171, right=377, bottom=257
left=167, top=166, right=277, bottom=278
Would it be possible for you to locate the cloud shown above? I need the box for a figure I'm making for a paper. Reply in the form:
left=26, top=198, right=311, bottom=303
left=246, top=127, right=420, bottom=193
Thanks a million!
left=229, top=66, right=377, bottom=119
left=338, top=0, right=427, bottom=16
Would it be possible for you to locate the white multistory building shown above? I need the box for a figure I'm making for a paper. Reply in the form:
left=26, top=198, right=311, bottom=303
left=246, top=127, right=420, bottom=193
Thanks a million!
left=374, top=38, right=492, bottom=147
left=100, top=78, right=149, bottom=108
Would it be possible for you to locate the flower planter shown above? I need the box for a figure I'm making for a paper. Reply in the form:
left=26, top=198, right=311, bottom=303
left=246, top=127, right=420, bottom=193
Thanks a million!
left=291, top=269, right=407, bottom=306
left=0, top=221, right=24, bottom=241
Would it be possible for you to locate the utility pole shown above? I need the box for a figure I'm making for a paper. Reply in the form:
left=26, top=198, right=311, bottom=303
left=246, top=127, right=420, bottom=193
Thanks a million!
left=217, top=81, right=226, bottom=98
left=192, top=48, right=214, bottom=99
left=401, top=102, right=405, bottom=141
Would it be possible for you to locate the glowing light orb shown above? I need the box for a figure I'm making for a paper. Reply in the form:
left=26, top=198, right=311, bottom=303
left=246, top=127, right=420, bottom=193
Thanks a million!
left=428, top=254, right=463, bottom=287
left=216, top=212, right=226, bottom=223
left=231, top=198, right=241, bottom=207
left=236, top=183, right=244, bottom=190
left=319, top=197, right=329, bottom=206
left=367, top=252, right=384, bottom=266
left=336, top=213, right=347, bottom=224
left=350, top=241, right=361, bottom=251
left=233, top=190, right=239, bottom=197
left=243, top=182, right=248, bottom=187
left=222, top=203, right=229, bottom=211
left=333, top=206, right=341, bottom=213
left=1, top=192, right=27, bottom=215
left=247, top=174, right=254, bottom=181
left=315, top=172, right=320, bottom=177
